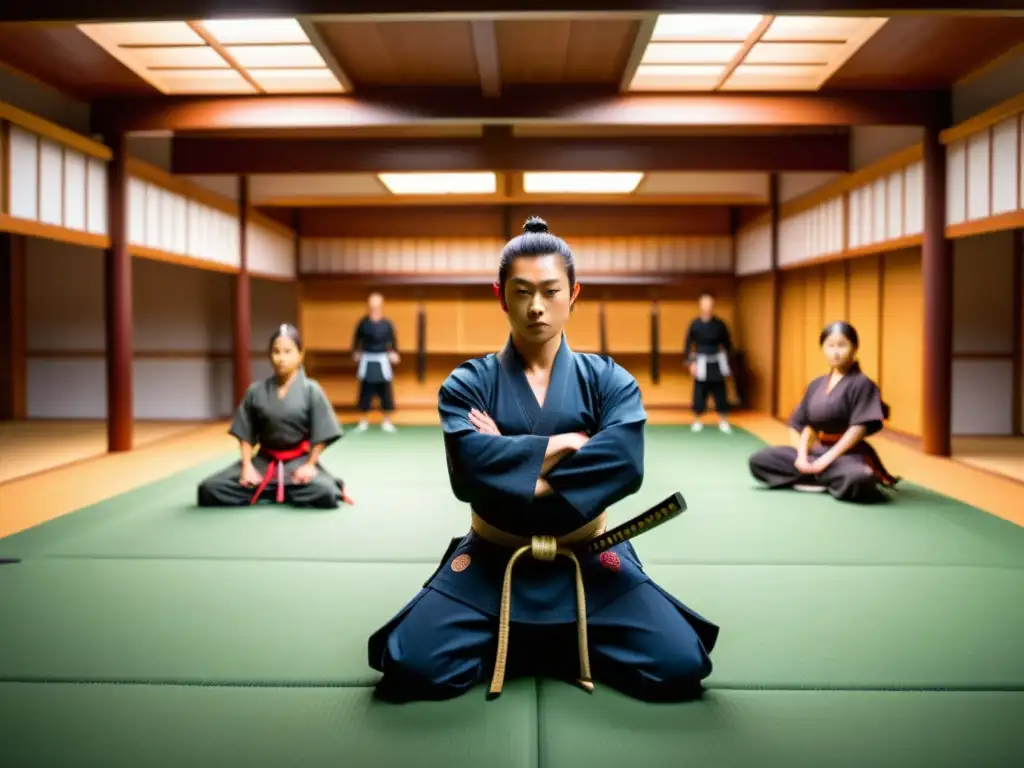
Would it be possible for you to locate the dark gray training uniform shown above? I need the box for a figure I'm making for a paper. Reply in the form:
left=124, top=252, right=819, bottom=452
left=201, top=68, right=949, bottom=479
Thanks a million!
left=197, top=369, right=345, bottom=508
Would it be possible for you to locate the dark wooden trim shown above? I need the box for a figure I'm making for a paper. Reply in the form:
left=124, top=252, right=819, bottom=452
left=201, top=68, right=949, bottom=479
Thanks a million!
left=0, top=233, right=27, bottom=420
left=93, top=88, right=946, bottom=136
left=170, top=134, right=851, bottom=174
left=952, top=351, right=1014, bottom=360
left=233, top=175, right=251, bottom=406
left=12, top=0, right=1023, bottom=22
left=768, top=172, right=781, bottom=417
left=1013, top=229, right=1023, bottom=437
left=921, top=109, right=954, bottom=457
left=105, top=133, right=132, bottom=452
left=297, top=271, right=732, bottom=287
left=598, top=302, right=608, bottom=356
left=416, top=303, right=427, bottom=382
left=650, top=302, right=660, bottom=384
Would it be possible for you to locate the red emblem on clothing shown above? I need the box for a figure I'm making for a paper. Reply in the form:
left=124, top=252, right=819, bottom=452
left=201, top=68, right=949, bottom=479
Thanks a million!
left=599, top=552, right=620, bottom=572
left=451, top=554, right=471, bottom=572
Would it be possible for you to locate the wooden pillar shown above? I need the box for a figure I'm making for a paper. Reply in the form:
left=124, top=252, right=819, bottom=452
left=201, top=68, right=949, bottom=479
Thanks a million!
left=768, top=173, right=781, bottom=417
left=921, top=113, right=953, bottom=456
left=1012, top=229, right=1023, bottom=437
left=234, top=175, right=251, bottom=405
left=105, top=134, right=132, bottom=452
left=0, top=233, right=27, bottom=420
left=650, top=301, right=660, bottom=384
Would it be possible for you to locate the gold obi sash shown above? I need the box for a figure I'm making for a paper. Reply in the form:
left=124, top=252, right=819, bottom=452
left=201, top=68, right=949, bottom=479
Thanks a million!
left=469, top=511, right=607, bottom=698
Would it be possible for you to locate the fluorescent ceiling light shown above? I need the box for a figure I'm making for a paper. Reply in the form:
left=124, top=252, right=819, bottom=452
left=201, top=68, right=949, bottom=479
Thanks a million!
left=523, top=172, right=645, bottom=195
left=199, top=18, right=308, bottom=44
left=652, top=14, right=765, bottom=41
left=377, top=173, right=498, bottom=195
left=226, top=44, right=326, bottom=69
left=629, top=13, right=888, bottom=92
left=248, top=68, right=345, bottom=93
left=641, top=42, right=743, bottom=65
left=77, top=18, right=345, bottom=95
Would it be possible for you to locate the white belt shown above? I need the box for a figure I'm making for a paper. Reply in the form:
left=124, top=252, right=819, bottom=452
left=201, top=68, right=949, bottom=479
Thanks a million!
left=357, top=352, right=392, bottom=381
left=695, top=352, right=731, bottom=381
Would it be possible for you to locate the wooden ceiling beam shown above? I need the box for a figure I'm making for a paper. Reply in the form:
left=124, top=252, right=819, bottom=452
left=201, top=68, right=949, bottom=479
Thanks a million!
left=170, top=132, right=851, bottom=173
left=470, top=20, right=502, bottom=98
left=7, top=1, right=1024, bottom=22
left=92, top=86, right=944, bottom=135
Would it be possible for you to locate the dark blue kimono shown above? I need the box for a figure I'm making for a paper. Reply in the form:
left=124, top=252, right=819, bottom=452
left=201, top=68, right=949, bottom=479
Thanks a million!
left=367, top=335, right=719, bottom=702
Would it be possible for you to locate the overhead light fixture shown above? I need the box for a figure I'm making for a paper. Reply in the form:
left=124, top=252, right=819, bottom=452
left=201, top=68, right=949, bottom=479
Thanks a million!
left=377, top=172, right=498, bottom=195
left=651, top=13, right=765, bottom=41
left=523, top=172, right=645, bottom=195
left=627, top=13, right=888, bottom=92
left=77, top=17, right=346, bottom=95
left=198, top=18, right=309, bottom=44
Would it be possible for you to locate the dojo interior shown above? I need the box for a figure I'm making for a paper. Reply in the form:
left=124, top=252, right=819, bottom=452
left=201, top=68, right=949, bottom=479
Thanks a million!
left=1, top=6, right=1024, bottom=765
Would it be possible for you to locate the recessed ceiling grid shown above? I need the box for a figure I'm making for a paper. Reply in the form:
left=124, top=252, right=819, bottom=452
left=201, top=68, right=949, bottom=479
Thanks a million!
left=77, top=19, right=345, bottom=95
left=629, top=14, right=889, bottom=92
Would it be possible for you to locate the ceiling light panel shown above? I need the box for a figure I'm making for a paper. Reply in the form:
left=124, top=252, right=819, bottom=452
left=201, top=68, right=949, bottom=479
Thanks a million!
left=225, top=44, right=327, bottom=69
left=641, top=42, right=743, bottom=65
left=248, top=69, right=345, bottom=93
left=377, top=173, right=498, bottom=195
left=522, top=172, right=645, bottom=195
left=198, top=18, right=309, bottom=44
left=78, top=17, right=346, bottom=95
left=651, top=13, right=765, bottom=41
left=628, top=13, right=888, bottom=92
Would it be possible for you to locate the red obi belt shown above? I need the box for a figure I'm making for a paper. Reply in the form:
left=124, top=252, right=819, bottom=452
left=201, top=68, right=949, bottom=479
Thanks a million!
left=249, top=441, right=311, bottom=505
left=818, top=433, right=900, bottom=487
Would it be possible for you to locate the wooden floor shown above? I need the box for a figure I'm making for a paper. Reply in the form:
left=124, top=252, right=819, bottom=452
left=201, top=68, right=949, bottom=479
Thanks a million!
left=952, top=437, right=1024, bottom=484
left=0, top=420, right=207, bottom=484
left=0, top=410, right=1022, bottom=541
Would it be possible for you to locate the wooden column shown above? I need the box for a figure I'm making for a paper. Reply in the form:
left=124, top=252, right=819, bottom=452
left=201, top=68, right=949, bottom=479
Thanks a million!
left=921, top=113, right=953, bottom=456
left=1012, top=229, right=1023, bottom=436
left=105, top=133, right=132, bottom=452
left=233, top=175, right=251, bottom=405
left=0, top=233, right=27, bottom=420
left=768, top=173, right=781, bottom=417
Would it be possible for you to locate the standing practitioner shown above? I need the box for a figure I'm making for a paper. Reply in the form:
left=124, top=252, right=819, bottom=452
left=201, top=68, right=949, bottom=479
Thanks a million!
left=684, top=293, right=733, bottom=434
left=352, top=292, right=400, bottom=432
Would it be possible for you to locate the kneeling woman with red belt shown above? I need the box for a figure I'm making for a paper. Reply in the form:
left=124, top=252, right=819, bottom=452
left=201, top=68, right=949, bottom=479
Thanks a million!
left=748, top=321, right=899, bottom=504
left=197, top=323, right=351, bottom=509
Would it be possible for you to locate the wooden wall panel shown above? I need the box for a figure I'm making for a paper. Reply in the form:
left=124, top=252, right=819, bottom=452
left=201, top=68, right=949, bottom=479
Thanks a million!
left=604, top=301, right=650, bottom=354
left=735, top=273, right=775, bottom=413
left=880, top=248, right=924, bottom=436
left=846, top=254, right=881, bottom=383
left=822, top=261, right=848, bottom=324
left=300, top=235, right=734, bottom=276
left=777, top=271, right=806, bottom=419
left=802, top=267, right=825, bottom=387
left=565, top=301, right=600, bottom=353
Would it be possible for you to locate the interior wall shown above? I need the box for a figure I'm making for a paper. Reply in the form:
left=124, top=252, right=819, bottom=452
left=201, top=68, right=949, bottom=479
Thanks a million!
left=734, top=273, right=775, bottom=413
left=0, top=66, right=89, bottom=134
left=24, top=237, right=295, bottom=420
left=296, top=206, right=739, bottom=409
left=952, top=49, right=1024, bottom=123
left=774, top=248, right=923, bottom=436
left=951, top=230, right=1018, bottom=436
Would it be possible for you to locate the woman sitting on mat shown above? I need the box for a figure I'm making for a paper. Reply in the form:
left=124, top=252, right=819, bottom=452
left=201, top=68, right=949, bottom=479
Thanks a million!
left=197, top=323, right=351, bottom=509
left=367, top=216, right=718, bottom=704
left=748, top=321, right=899, bottom=504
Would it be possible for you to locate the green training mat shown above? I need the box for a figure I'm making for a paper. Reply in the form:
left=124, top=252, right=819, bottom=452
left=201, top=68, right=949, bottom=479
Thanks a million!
left=0, top=680, right=538, bottom=768
left=2, top=426, right=1023, bottom=568
left=537, top=683, right=1024, bottom=768
left=3, top=558, right=1022, bottom=690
